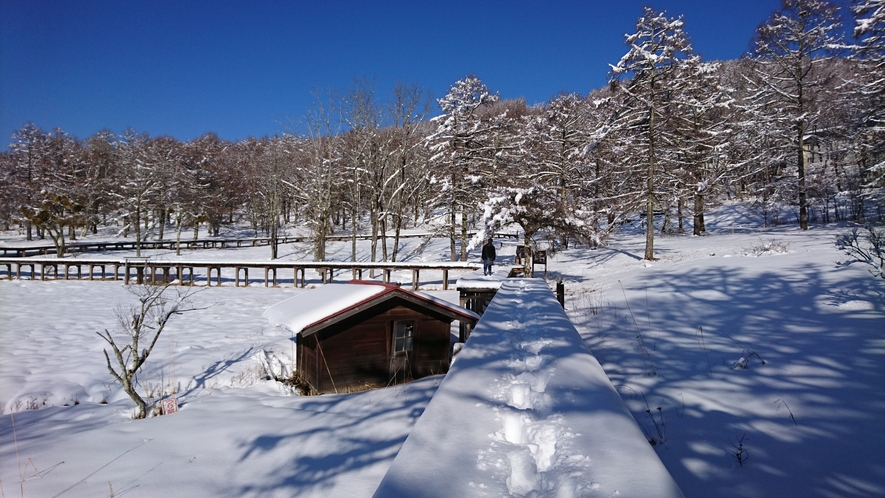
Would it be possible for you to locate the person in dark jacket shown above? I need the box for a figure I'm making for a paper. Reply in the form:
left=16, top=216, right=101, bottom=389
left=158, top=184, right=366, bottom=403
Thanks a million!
left=481, top=239, right=496, bottom=276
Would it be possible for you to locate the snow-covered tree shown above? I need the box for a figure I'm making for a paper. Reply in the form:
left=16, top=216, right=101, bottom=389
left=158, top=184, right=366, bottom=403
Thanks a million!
left=8, top=123, right=47, bottom=240
left=609, top=7, right=698, bottom=259
left=111, top=130, right=161, bottom=256
left=851, top=0, right=885, bottom=210
left=748, top=0, right=845, bottom=229
left=427, top=75, right=499, bottom=261
left=668, top=61, right=736, bottom=235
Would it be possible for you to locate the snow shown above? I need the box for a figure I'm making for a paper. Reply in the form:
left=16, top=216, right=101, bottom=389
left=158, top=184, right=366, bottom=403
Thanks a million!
left=1, top=204, right=884, bottom=497
left=456, top=266, right=516, bottom=290
left=375, top=278, right=683, bottom=497
left=262, top=282, right=387, bottom=334
left=412, top=290, right=481, bottom=321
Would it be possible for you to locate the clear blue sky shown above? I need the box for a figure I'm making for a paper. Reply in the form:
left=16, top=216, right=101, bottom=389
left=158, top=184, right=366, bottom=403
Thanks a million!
left=0, top=0, right=845, bottom=146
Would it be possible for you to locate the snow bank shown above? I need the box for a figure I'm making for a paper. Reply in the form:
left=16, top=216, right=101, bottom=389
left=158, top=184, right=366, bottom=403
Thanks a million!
left=374, top=278, right=683, bottom=497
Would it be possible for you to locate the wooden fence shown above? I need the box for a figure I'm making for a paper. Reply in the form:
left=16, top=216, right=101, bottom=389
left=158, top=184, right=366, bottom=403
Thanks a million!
left=0, top=232, right=518, bottom=258
left=0, top=257, right=481, bottom=290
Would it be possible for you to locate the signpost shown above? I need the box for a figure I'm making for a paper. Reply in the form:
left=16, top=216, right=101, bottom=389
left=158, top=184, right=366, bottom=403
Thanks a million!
left=161, top=397, right=178, bottom=415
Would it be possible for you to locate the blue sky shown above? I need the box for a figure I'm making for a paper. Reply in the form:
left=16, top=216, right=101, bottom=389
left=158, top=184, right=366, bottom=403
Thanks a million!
left=0, top=1, right=843, bottom=145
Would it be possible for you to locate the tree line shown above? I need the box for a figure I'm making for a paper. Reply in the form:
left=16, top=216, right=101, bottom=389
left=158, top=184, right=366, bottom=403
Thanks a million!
left=1, top=0, right=882, bottom=266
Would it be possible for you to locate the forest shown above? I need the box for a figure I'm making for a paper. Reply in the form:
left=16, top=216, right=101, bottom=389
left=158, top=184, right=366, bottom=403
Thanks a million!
left=1, top=0, right=882, bottom=264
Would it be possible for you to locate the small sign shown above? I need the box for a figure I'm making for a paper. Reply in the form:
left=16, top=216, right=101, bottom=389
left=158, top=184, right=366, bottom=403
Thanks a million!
left=534, top=251, right=547, bottom=265
left=162, top=397, right=178, bottom=415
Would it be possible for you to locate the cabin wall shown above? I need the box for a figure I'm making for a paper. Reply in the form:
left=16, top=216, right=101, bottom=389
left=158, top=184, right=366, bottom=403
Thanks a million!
left=298, top=301, right=454, bottom=394
left=296, top=333, right=319, bottom=391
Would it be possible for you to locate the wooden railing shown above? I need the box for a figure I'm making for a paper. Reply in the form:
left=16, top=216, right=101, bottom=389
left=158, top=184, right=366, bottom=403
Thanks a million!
left=0, top=257, right=482, bottom=290
left=0, top=236, right=313, bottom=257
left=0, top=231, right=519, bottom=258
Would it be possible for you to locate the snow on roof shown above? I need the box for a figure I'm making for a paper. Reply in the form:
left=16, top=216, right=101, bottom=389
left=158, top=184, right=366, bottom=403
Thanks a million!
left=262, top=283, right=388, bottom=335
left=413, top=290, right=481, bottom=321
left=374, top=278, right=684, bottom=497
left=263, top=282, right=479, bottom=335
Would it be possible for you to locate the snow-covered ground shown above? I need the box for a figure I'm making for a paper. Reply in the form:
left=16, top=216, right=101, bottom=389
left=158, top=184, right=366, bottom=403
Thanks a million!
left=1, top=205, right=883, bottom=497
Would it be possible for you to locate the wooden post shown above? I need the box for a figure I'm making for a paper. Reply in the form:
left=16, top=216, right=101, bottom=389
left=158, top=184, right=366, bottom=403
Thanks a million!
left=442, top=269, right=449, bottom=290
left=556, top=279, right=565, bottom=309
left=412, top=269, right=419, bottom=290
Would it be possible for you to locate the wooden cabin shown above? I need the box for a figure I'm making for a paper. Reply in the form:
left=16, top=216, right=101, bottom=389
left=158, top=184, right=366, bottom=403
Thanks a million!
left=263, top=281, right=480, bottom=394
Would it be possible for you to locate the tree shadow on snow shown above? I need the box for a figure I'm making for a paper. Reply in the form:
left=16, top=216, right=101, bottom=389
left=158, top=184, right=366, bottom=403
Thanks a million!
left=231, top=377, right=440, bottom=497
left=580, top=260, right=885, bottom=497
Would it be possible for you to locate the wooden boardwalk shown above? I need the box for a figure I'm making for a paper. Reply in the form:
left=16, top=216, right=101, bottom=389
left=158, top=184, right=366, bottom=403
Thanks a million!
left=0, top=232, right=519, bottom=257
left=0, top=257, right=481, bottom=290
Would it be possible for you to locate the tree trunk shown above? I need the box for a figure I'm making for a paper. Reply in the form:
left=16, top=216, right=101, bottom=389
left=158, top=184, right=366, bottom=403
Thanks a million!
left=175, top=214, right=184, bottom=256
left=157, top=208, right=166, bottom=240
left=460, top=209, right=468, bottom=262
left=797, top=121, right=808, bottom=230
left=270, top=221, right=278, bottom=260
left=449, top=195, right=457, bottom=262
left=134, top=207, right=142, bottom=257
left=644, top=174, right=655, bottom=260
left=351, top=206, right=358, bottom=262
left=523, top=233, right=534, bottom=278
left=693, top=194, right=706, bottom=235
left=677, top=198, right=684, bottom=234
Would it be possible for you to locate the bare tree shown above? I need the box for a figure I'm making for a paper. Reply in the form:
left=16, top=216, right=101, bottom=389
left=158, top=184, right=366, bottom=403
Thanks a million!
left=297, top=89, right=342, bottom=262
left=388, top=81, right=432, bottom=261
left=97, top=285, right=203, bottom=419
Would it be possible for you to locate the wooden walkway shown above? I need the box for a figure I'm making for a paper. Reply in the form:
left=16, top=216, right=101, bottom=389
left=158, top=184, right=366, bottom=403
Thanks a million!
left=2, top=236, right=325, bottom=257
left=0, top=232, right=519, bottom=257
left=0, top=257, right=481, bottom=290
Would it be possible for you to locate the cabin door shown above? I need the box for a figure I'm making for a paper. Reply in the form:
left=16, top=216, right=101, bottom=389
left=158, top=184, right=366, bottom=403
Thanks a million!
left=389, top=321, right=414, bottom=384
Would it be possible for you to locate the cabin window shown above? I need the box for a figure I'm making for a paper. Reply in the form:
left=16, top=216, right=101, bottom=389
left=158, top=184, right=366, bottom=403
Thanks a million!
left=393, top=321, right=414, bottom=354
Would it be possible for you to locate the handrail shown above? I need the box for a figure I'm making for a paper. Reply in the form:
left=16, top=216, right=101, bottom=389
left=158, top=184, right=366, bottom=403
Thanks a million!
left=0, top=231, right=519, bottom=257
left=0, top=257, right=482, bottom=290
